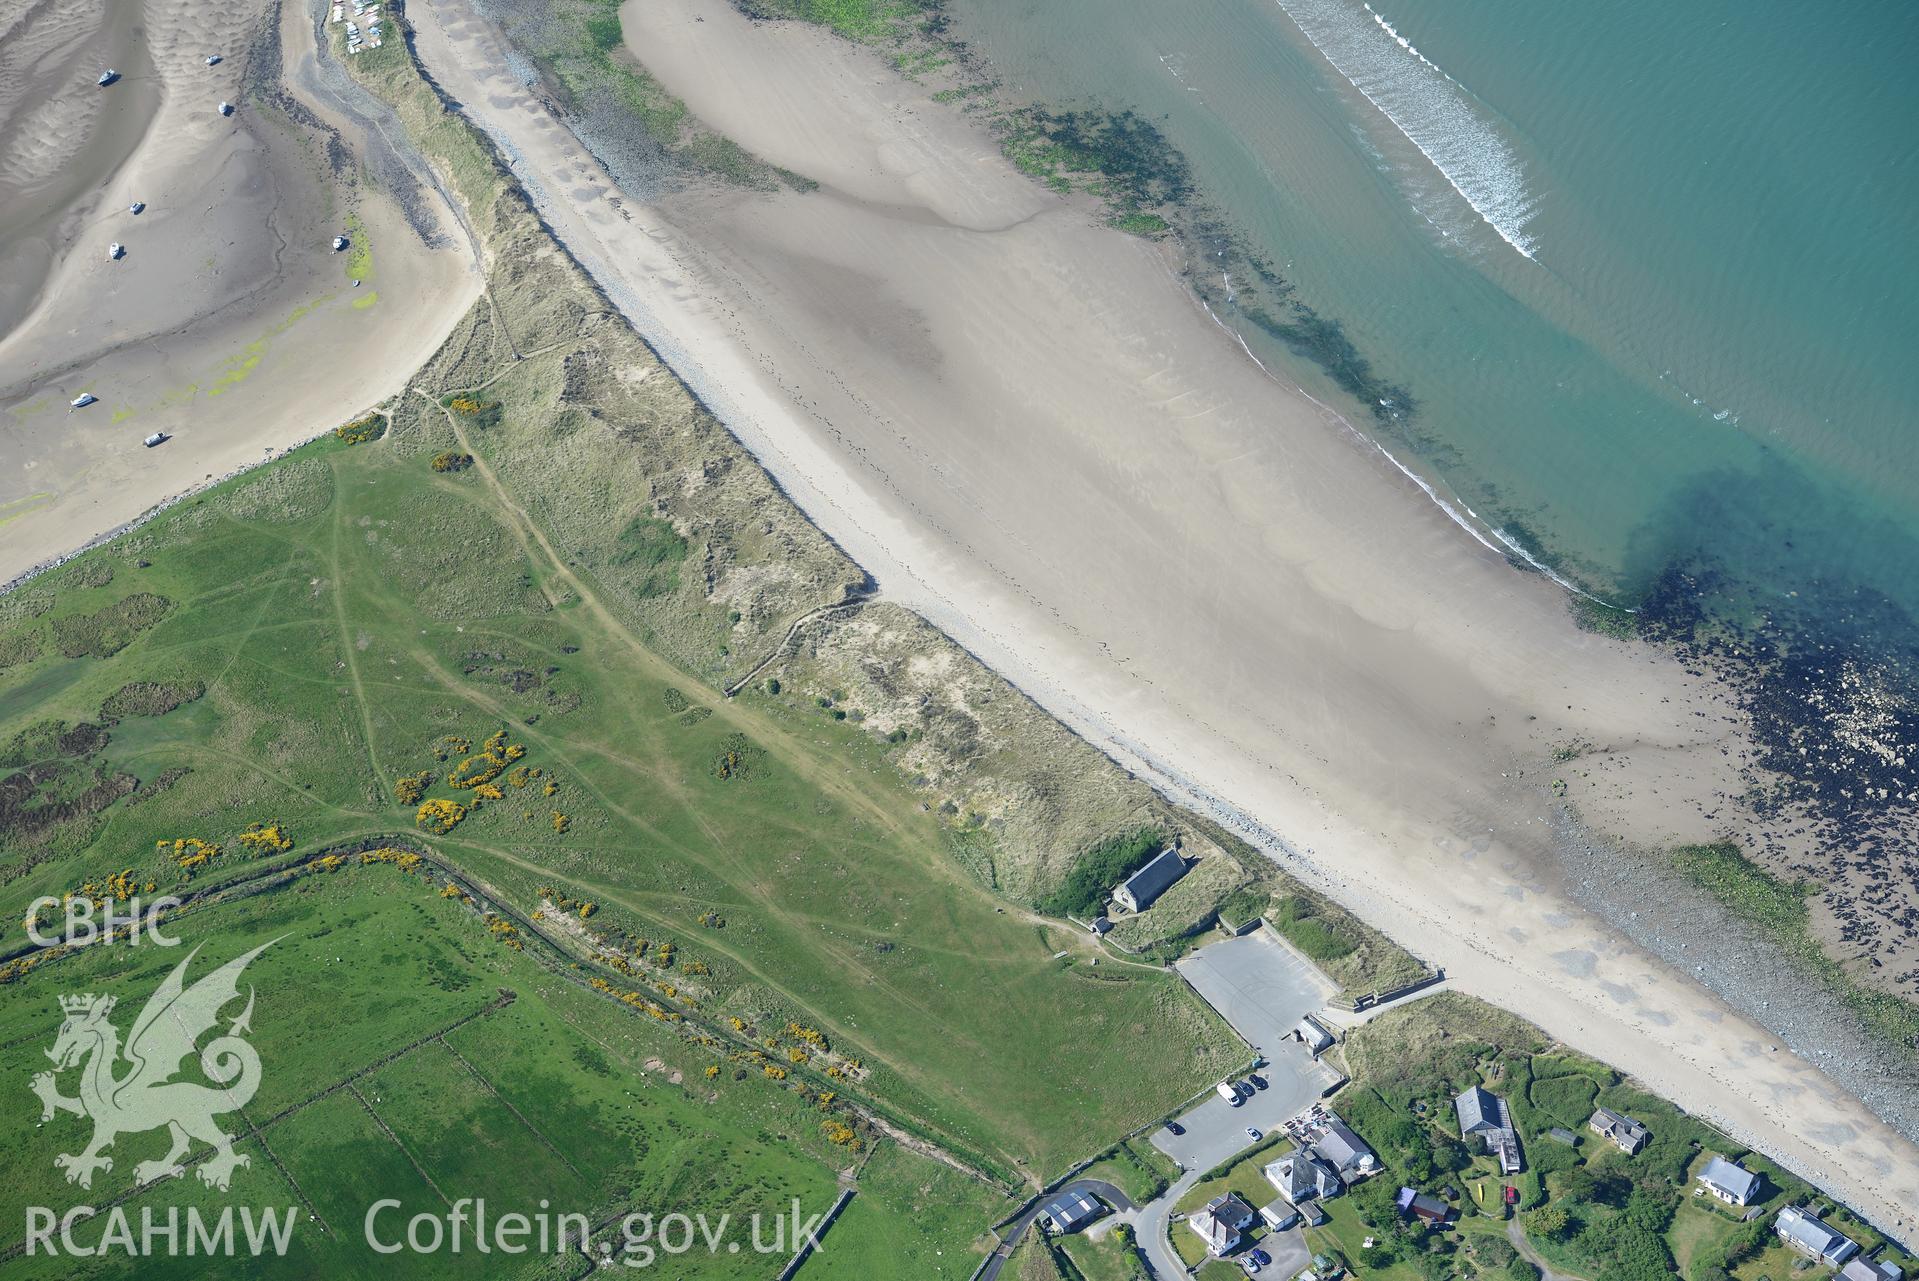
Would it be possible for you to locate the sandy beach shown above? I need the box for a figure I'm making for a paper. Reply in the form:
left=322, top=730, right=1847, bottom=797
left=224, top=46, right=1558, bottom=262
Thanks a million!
left=0, top=0, right=480, bottom=586
left=409, top=0, right=1911, bottom=1232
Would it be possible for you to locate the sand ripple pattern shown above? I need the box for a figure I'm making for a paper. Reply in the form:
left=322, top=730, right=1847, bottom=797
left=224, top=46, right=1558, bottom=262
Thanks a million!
left=0, top=0, right=109, bottom=193
left=1273, top=0, right=1540, bottom=259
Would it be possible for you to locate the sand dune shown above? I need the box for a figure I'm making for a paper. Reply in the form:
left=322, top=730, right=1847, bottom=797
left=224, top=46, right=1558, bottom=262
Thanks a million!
left=419, top=0, right=1914, bottom=1234
left=0, top=0, right=480, bottom=585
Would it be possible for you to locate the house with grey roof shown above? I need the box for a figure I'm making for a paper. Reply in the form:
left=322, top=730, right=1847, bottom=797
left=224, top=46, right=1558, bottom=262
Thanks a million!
left=1775, top=1206, right=1859, bottom=1266
left=1112, top=848, right=1187, bottom=913
left=1188, top=1193, right=1256, bottom=1256
left=1313, top=1118, right=1379, bottom=1180
left=1588, top=1107, right=1650, bottom=1154
left=1455, top=1086, right=1523, bottom=1174
left=1697, top=1155, right=1761, bottom=1207
left=1265, top=1153, right=1342, bottom=1206
left=1842, top=1260, right=1905, bottom=1281
left=1040, top=1189, right=1104, bottom=1235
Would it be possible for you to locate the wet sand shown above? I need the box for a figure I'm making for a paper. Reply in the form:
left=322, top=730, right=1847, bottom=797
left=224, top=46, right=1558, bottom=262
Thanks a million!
left=0, top=0, right=481, bottom=585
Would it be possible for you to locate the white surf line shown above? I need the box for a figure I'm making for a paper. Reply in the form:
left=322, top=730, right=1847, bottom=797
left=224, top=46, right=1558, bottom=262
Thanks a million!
left=1272, top=0, right=1540, bottom=260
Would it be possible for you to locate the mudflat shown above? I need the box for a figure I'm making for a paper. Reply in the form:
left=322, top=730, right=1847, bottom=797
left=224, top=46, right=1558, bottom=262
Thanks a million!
left=0, top=0, right=480, bottom=584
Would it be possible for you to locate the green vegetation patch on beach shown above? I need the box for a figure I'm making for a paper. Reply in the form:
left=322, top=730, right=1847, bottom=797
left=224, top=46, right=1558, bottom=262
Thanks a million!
left=998, top=107, right=1191, bottom=234
left=735, top=0, right=937, bottom=42
left=1673, top=840, right=1919, bottom=1050
left=496, top=0, right=813, bottom=191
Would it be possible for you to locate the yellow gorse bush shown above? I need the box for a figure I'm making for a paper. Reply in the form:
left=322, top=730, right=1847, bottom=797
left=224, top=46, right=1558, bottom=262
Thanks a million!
left=393, top=771, right=433, bottom=805
left=159, top=837, right=222, bottom=872
left=415, top=798, right=467, bottom=834
left=236, top=821, right=293, bottom=854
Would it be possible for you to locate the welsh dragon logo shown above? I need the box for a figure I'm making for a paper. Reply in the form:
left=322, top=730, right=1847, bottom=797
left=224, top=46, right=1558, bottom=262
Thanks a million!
left=31, top=941, right=274, bottom=1192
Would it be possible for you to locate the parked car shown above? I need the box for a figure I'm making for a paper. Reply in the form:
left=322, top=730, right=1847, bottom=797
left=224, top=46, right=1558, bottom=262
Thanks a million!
left=1244, top=1260, right=1261, bottom=1275
left=1250, top=1249, right=1273, bottom=1266
left=1165, top=1121, right=1184, bottom=1136
left=1245, top=1126, right=1261, bottom=1141
left=1249, top=1073, right=1268, bottom=1091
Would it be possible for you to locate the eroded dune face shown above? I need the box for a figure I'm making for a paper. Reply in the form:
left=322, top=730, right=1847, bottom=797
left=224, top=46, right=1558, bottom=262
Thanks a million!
left=0, top=0, right=480, bottom=585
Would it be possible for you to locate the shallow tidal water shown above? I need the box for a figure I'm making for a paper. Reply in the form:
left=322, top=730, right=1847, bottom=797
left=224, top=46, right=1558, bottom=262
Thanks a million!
left=947, top=0, right=1919, bottom=657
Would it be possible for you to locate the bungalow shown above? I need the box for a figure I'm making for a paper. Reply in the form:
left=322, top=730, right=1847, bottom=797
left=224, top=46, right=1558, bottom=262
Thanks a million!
left=1265, top=1153, right=1343, bottom=1205
left=1040, top=1189, right=1104, bottom=1235
left=1588, top=1107, right=1650, bottom=1155
left=1697, top=1155, right=1761, bottom=1207
left=1188, top=1193, right=1256, bottom=1257
left=1113, top=848, right=1186, bottom=913
left=1312, top=1119, right=1379, bottom=1180
left=1775, top=1206, right=1859, bottom=1267
left=1455, top=1086, right=1523, bottom=1174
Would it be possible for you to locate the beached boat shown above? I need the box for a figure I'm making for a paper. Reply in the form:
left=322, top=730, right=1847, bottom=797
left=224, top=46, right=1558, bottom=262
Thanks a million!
left=70, top=394, right=97, bottom=409
left=143, top=432, right=167, bottom=448
left=332, top=235, right=348, bottom=251
left=218, top=101, right=234, bottom=117
left=205, top=55, right=222, bottom=66
left=108, top=242, right=124, bottom=260
left=129, top=200, right=145, bottom=215
left=97, top=70, right=118, bottom=86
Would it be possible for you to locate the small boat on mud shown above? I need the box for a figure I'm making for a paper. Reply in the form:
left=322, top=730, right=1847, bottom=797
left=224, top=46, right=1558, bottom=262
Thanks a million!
left=71, top=394, right=98, bottom=409
left=98, top=69, right=119, bottom=86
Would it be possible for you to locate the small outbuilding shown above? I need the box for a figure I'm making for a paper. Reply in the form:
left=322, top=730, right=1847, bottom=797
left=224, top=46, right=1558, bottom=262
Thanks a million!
left=1040, top=1189, right=1104, bottom=1236
left=1295, top=1015, right=1335, bottom=1056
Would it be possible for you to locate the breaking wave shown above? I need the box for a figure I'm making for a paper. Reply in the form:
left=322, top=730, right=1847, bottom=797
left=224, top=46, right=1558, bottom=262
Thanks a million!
left=1273, top=0, right=1541, bottom=259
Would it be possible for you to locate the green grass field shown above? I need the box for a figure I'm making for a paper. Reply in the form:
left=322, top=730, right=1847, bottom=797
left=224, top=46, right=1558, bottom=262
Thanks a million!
left=0, top=360, right=1232, bottom=1179
left=0, top=866, right=854, bottom=1276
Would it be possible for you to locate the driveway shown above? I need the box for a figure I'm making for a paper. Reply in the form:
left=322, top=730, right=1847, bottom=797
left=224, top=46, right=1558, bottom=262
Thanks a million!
left=977, top=1179, right=1136, bottom=1281
left=1259, top=1225, right=1310, bottom=1279
left=1176, top=930, right=1336, bottom=1061
left=1135, top=1165, right=1203, bottom=1279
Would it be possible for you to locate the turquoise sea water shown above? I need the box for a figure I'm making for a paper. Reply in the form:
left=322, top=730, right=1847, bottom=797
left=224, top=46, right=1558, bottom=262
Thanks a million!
left=947, top=0, right=1919, bottom=638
